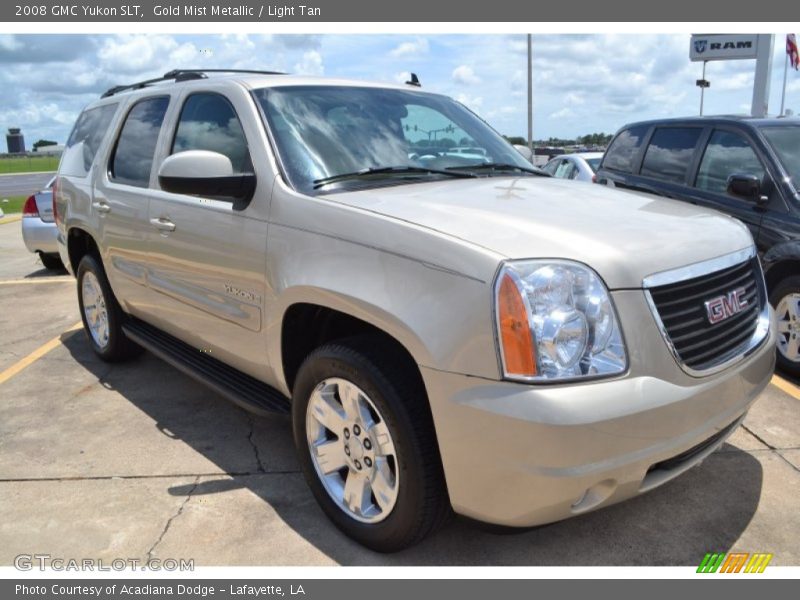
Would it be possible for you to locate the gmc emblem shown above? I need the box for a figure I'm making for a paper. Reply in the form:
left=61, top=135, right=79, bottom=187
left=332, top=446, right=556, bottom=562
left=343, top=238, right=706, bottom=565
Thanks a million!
left=704, top=288, right=749, bottom=324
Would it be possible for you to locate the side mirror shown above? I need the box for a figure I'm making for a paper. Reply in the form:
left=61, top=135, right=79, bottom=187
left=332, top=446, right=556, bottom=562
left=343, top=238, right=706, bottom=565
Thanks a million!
left=726, top=173, right=766, bottom=204
left=158, top=150, right=256, bottom=202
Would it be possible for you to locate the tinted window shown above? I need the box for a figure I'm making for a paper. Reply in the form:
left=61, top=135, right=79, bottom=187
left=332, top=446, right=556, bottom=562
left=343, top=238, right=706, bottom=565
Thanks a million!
left=760, top=126, right=800, bottom=189
left=110, top=97, right=169, bottom=188
left=640, top=127, right=702, bottom=183
left=695, top=130, right=765, bottom=194
left=172, top=93, right=252, bottom=174
left=60, top=103, right=118, bottom=177
left=586, top=157, right=601, bottom=172
left=602, top=125, right=649, bottom=173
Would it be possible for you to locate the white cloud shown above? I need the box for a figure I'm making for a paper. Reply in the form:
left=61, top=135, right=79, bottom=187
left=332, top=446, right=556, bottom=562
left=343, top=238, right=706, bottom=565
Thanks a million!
left=0, top=35, right=22, bottom=51
left=393, top=71, right=411, bottom=84
left=455, top=93, right=483, bottom=110
left=452, top=65, right=480, bottom=85
left=294, top=50, right=324, bottom=76
left=549, top=107, right=576, bottom=120
left=390, top=38, right=429, bottom=57
left=98, top=35, right=180, bottom=73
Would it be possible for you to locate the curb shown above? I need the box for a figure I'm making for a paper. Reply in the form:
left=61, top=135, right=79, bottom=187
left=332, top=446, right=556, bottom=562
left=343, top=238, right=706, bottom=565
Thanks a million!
left=0, top=171, right=56, bottom=177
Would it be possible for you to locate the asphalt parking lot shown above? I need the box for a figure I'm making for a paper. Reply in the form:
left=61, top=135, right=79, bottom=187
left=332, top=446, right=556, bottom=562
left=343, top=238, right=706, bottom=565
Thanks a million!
left=0, top=220, right=798, bottom=567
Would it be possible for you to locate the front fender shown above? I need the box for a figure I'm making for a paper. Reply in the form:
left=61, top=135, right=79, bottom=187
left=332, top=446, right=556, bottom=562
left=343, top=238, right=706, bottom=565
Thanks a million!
left=264, top=222, right=503, bottom=393
left=762, top=240, right=800, bottom=272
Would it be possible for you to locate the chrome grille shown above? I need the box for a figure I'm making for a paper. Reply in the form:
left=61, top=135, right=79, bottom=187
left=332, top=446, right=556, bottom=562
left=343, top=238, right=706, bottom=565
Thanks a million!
left=645, top=250, right=769, bottom=375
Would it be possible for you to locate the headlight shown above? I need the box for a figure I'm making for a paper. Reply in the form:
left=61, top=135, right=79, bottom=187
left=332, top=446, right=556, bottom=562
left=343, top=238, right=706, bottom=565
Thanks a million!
left=494, top=260, right=627, bottom=381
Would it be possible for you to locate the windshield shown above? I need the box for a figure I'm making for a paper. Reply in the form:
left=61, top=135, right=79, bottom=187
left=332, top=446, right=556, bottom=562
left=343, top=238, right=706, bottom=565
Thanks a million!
left=254, top=85, right=533, bottom=194
left=760, top=125, right=800, bottom=190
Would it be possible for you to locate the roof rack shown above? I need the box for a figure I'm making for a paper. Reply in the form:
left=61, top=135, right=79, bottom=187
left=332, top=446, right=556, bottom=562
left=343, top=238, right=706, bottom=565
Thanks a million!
left=101, top=69, right=287, bottom=98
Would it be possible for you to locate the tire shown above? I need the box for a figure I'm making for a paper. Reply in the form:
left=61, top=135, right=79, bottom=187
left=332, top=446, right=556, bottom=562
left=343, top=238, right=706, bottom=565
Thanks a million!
left=770, top=275, right=800, bottom=378
left=38, top=252, right=64, bottom=271
left=76, top=254, right=142, bottom=362
left=292, top=337, right=450, bottom=552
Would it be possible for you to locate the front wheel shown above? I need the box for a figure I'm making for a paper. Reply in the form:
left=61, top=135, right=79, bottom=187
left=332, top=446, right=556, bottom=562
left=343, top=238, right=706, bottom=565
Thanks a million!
left=771, top=275, right=800, bottom=378
left=76, top=254, right=142, bottom=362
left=292, top=338, right=449, bottom=552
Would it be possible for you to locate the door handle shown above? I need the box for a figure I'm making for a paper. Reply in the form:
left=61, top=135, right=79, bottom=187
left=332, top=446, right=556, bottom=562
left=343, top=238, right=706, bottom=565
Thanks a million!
left=93, top=201, right=111, bottom=214
left=149, top=217, right=176, bottom=232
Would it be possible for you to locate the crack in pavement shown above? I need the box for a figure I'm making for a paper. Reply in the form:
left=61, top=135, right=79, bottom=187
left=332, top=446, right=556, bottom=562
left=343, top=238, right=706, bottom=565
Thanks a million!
left=741, top=424, right=800, bottom=474
left=145, top=475, right=200, bottom=562
left=246, top=412, right=267, bottom=474
left=742, top=424, right=776, bottom=450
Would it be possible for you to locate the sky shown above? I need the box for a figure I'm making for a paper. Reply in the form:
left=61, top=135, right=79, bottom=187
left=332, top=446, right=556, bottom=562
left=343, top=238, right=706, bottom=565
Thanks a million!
left=1, top=33, right=800, bottom=147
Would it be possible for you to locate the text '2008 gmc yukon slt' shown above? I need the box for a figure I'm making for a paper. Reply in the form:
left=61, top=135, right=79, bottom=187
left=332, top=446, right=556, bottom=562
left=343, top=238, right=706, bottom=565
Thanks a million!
left=54, top=70, right=776, bottom=552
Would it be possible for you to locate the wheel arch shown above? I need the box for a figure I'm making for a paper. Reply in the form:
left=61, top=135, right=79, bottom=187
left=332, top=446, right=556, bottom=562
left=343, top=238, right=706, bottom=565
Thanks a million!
left=276, top=292, right=432, bottom=396
left=66, top=227, right=101, bottom=275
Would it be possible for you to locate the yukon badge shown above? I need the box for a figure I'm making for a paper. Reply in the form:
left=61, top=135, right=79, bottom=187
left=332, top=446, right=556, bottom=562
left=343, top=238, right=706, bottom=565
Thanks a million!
left=704, top=287, right=748, bottom=324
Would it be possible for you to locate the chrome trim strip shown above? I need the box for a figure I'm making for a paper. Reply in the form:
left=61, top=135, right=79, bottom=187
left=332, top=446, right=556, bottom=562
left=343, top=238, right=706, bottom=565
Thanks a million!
left=642, top=247, right=770, bottom=378
left=642, top=246, right=755, bottom=289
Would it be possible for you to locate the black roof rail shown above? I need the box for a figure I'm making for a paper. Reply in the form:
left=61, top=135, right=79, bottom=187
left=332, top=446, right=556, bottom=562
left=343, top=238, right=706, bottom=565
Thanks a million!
left=101, top=69, right=287, bottom=98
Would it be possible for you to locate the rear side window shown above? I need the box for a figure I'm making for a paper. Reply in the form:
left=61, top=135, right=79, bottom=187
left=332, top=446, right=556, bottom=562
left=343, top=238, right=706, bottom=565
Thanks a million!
left=640, top=127, right=702, bottom=184
left=602, top=125, right=649, bottom=173
left=60, top=103, right=118, bottom=177
left=554, top=160, right=577, bottom=179
left=172, top=93, right=252, bottom=174
left=695, top=130, right=765, bottom=194
left=110, top=96, right=170, bottom=188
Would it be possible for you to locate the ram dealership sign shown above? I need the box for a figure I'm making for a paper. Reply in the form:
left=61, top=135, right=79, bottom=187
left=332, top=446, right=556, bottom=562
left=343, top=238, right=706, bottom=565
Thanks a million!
left=690, top=34, right=760, bottom=61
left=689, top=34, right=758, bottom=62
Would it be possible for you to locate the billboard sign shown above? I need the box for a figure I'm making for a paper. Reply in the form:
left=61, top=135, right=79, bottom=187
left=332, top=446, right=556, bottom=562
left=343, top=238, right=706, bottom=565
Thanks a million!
left=690, top=34, right=760, bottom=61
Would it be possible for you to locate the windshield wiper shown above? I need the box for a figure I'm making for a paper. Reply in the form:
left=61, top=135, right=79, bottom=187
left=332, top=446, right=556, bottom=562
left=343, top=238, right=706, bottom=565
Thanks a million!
left=313, top=166, right=477, bottom=189
left=446, top=163, right=550, bottom=176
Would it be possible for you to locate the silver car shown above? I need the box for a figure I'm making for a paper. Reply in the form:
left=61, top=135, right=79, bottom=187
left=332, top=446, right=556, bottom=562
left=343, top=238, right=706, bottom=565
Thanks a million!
left=543, top=151, right=604, bottom=182
left=55, top=70, right=775, bottom=552
left=21, top=176, right=63, bottom=270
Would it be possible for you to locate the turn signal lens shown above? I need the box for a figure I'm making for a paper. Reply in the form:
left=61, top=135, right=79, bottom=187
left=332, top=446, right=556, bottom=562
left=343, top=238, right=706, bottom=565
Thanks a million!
left=495, top=260, right=626, bottom=382
left=497, top=273, right=536, bottom=377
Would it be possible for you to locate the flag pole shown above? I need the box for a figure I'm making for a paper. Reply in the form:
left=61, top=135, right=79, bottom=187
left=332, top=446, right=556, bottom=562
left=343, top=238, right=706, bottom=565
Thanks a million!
left=780, top=50, right=789, bottom=116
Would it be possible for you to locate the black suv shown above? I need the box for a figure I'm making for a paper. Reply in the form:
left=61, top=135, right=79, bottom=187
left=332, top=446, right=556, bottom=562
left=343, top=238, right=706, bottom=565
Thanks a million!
left=595, top=116, right=800, bottom=376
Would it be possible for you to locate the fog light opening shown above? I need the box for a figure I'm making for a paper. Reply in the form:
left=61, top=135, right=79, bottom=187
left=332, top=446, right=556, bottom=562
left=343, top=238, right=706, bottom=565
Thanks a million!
left=571, top=479, right=617, bottom=513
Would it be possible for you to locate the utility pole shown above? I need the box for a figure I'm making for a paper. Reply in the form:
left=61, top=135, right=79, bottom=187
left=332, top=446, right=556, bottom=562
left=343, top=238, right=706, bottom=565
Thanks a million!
left=527, top=34, right=533, bottom=158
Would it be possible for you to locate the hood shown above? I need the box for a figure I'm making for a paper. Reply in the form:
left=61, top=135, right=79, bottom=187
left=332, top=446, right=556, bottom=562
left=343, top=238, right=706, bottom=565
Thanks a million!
left=324, top=176, right=754, bottom=289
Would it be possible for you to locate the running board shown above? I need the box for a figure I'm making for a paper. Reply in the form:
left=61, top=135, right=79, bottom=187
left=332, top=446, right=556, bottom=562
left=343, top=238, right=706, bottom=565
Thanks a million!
left=122, top=318, right=291, bottom=417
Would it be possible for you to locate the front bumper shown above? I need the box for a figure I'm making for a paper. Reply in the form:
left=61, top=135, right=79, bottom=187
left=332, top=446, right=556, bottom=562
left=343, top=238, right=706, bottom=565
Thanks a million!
left=422, top=292, right=776, bottom=527
left=21, top=217, right=59, bottom=255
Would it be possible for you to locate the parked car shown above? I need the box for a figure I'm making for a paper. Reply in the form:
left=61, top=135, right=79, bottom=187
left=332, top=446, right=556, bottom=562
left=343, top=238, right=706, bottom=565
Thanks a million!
left=21, top=177, right=63, bottom=270
left=543, top=151, right=604, bottom=182
left=595, top=116, right=800, bottom=376
left=55, top=70, right=775, bottom=552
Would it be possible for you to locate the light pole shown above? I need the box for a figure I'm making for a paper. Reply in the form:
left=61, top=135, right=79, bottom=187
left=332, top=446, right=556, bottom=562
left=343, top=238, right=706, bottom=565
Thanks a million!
left=696, top=61, right=710, bottom=116
left=527, top=34, right=533, bottom=157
